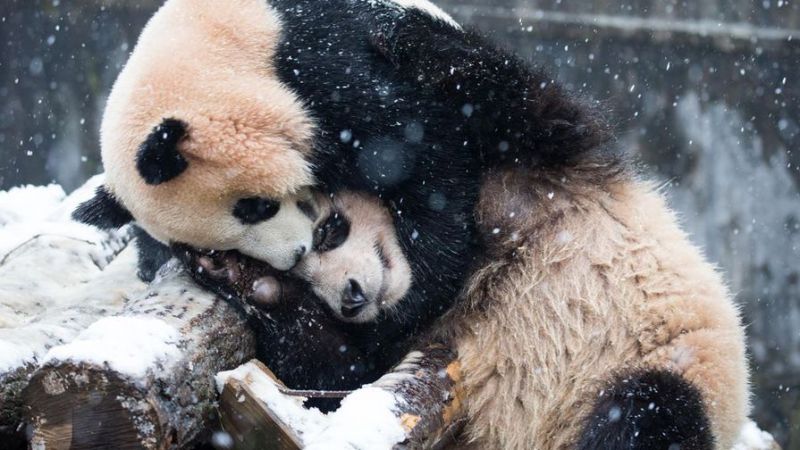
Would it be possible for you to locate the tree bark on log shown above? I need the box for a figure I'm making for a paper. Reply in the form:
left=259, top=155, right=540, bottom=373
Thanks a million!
left=22, top=262, right=257, bottom=449
left=0, top=227, right=134, bottom=445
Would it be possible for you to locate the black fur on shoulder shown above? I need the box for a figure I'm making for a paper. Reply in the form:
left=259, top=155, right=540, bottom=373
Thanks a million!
left=136, top=118, right=189, bottom=185
left=132, top=226, right=173, bottom=282
left=72, top=185, right=133, bottom=229
left=577, top=369, right=714, bottom=450
left=369, top=9, right=618, bottom=173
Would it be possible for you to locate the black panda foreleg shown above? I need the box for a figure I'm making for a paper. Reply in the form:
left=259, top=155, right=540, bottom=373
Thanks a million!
left=576, top=369, right=714, bottom=450
left=131, top=225, right=173, bottom=282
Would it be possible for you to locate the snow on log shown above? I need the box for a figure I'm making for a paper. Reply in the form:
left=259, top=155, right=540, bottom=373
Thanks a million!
left=22, top=260, right=257, bottom=449
left=216, top=345, right=460, bottom=450
left=0, top=179, right=136, bottom=442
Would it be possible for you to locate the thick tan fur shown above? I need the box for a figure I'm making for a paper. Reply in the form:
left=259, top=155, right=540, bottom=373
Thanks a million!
left=101, top=0, right=314, bottom=249
left=437, top=168, right=749, bottom=449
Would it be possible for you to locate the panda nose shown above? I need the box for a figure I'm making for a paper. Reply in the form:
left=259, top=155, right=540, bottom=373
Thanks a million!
left=292, top=245, right=307, bottom=265
left=341, top=279, right=368, bottom=318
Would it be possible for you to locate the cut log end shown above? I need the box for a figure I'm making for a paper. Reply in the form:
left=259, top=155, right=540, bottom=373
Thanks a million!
left=24, top=363, right=160, bottom=449
left=219, top=376, right=302, bottom=450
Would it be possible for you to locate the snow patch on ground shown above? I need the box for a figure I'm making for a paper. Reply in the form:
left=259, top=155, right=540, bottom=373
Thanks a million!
left=44, top=316, right=181, bottom=380
left=732, top=421, right=778, bottom=450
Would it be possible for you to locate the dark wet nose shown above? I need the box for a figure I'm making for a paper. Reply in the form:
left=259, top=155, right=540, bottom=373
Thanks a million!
left=341, top=279, right=368, bottom=318
left=291, top=245, right=307, bottom=267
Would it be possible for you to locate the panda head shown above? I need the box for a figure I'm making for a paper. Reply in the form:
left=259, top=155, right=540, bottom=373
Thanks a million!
left=77, top=0, right=323, bottom=270
left=295, top=191, right=412, bottom=323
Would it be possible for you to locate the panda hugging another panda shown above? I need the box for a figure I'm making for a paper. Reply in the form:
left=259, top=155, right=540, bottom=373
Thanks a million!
left=75, top=0, right=750, bottom=449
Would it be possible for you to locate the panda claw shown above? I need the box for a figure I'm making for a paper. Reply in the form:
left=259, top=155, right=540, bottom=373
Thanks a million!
left=197, top=256, right=227, bottom=279
left=223, top=255, right=241, bottom=283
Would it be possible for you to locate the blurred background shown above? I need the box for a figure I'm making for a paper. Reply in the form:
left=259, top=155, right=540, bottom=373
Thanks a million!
left=1, top=0, right=798, bottom=446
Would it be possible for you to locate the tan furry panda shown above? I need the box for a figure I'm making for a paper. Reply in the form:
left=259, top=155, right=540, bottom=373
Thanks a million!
left=278, top=170, right=749, bottom=449
left=424, top=165, right=750, bottom=450
left=74, top=0, right=484, bottom=275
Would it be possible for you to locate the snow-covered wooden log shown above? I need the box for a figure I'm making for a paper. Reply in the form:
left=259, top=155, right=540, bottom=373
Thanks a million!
left=0, top=180, right=136, bottom=443
left=22, top=260, right=257, bottom=449
left=216, top=345, right=461, bottom=450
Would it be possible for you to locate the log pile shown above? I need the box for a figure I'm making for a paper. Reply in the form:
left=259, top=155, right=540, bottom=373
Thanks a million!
left=23, top=261, right=256, bottom=449
left=0, top=181, right=137, bottom=444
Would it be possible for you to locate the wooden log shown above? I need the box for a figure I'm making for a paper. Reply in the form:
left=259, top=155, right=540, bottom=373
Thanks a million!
left=371, top=346, right=463, bottom=449
left=22, top=261, right=257, bottom=449
left=217, top=346, right=461, bottom=450
left=217, top=360, right=304, bottom=450
left=0, top=206, right=135, bottom=445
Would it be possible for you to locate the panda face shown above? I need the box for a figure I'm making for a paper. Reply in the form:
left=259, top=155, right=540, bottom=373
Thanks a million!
left=295, top=192, right=412, bottom=323
left=230, top=187, right=318, bottom=271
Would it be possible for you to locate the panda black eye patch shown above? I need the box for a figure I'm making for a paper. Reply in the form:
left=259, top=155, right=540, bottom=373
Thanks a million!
left=233, top=197, right=281, bottom=224
left=313, top=212, right=351, bottom=253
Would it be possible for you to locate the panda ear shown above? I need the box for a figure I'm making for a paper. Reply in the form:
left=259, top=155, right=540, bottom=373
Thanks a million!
left=72, top=185, right=134, bottom=229
left=136, top=118, right=189, bottom=185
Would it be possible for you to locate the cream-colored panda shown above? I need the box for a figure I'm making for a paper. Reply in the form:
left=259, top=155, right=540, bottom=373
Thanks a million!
left=74, top=0, right=318, bottom=270
left=297, top=167, right=749, bottom=450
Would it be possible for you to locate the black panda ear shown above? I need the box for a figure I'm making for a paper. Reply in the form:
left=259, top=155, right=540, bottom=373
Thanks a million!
left=72, top=185, right=134, bottom=229
left=136, top=118, right=189, bottom=185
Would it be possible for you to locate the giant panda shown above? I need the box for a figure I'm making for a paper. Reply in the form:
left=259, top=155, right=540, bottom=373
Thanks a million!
left=75, top=0, right=602, bottom=392
left=175, top=189, right=418, bottom=411
left=188, top=8, right=746, bottom=450
left=189, top=168, right=750, bottom=449
left=304, top=12, right=750, bottom=449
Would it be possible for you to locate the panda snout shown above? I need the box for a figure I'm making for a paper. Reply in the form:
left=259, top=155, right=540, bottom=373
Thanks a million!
left=293, top=245, right=307, bottom=264
left=341, top=279, right=369, bottom=318
left=285, top=244, right=307, bottom=270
